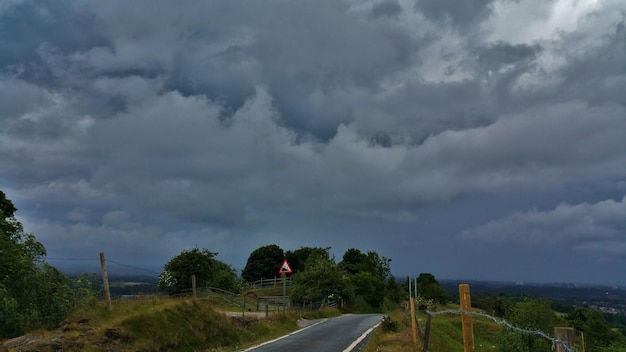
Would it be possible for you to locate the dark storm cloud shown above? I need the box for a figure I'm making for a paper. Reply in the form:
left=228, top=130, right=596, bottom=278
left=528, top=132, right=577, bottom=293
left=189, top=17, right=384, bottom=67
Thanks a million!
left=1, top=0, right=625, bottom=283
left=414, top=0, right=494, bottom=29
left=475, top=42, right=541, bottom=71
left=370, top=0, right=403, bottom=20
left=0, top=0, right=109, bottom=85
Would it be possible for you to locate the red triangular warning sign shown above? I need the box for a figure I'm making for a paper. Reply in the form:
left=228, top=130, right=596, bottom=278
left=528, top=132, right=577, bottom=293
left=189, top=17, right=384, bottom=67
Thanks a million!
left=278, top=259, right=292, bottom=274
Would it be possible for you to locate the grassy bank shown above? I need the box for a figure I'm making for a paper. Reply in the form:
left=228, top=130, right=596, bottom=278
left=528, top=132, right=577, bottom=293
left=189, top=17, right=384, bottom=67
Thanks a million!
left=2, top=297, right=299, bottom=352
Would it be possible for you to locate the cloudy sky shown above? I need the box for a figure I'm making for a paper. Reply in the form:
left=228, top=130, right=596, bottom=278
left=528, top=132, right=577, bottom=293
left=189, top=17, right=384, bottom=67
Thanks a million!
left=1, top=0, right=625, bottom=285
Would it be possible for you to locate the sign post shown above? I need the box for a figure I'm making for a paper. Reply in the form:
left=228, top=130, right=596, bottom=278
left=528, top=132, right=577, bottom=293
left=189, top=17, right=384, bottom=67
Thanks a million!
left=278, top=259, right=293, bottom=314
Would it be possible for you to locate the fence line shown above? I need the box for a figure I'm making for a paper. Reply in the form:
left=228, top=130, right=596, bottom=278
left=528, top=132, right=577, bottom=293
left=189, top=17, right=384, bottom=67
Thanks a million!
left=245, top=277, right=293, bottom=289
left=424, top=308, right=574, bottom=352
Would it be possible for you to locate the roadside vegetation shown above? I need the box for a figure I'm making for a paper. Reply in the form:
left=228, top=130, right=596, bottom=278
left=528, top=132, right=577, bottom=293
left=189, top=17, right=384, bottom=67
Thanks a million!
left=2, top=297, right=299, bottom=351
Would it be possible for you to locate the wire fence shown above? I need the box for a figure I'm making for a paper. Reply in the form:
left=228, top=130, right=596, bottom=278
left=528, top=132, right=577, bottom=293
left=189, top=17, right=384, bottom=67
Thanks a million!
left=422, top=308, right=574, bottom=352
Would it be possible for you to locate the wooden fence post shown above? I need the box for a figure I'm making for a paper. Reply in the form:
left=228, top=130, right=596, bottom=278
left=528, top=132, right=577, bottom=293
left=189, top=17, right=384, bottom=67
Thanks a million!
left=99, top=252, right=112, bottom=311
left=459, top=284, right=474, bottom=352
left=410, top=297, right=418, bottom=345
left=554, top=327, right=575, bottom=352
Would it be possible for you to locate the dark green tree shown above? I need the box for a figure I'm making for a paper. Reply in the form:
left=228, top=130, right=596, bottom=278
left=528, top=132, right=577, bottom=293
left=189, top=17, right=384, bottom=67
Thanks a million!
left=473, top=294, right=513, bottom=318
left=241, top=244, right=285, bottom=282
left=567, top=307, right=624, bottom=351
left=158, top=248, right=237, bottom=295
left=339, top=248, right=395, bottom=310
left=496, top=298, right=556, bottom=352
left=290, top=255, right=352, bottom=307
left=285, top=246, right=330, bottom=274
left=0, top=190, right=75, bottom=338
left=339, top=248, right=368, bottom=274
left=416, top=273, right=449, bottom=305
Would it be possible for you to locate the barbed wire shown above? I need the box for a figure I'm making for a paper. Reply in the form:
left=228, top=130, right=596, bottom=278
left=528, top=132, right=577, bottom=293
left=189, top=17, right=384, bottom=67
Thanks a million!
left=425, top=309, right=574, bottom=352
left=106, top=259, right=160, bottom=275
left=44, top=257, right=160, bottom=275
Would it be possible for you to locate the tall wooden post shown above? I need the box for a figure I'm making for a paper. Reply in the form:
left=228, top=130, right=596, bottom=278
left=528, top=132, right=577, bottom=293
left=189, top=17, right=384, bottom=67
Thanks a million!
left=410, top=297, right=418, bottom=345
left=459, top=284, right=474, bottom=352
left=554, top=327, right=575, bottom=352
left=409, top=277, right=418, bottom=346
left=99, top=252, right=112, bottom=311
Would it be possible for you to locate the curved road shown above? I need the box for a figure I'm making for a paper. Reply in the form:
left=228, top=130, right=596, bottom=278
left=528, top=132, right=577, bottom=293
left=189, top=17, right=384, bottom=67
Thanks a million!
left=242, top=314, right=384, bottom=352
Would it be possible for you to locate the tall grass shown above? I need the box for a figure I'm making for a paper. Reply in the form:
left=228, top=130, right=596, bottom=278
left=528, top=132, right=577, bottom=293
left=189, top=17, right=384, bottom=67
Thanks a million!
left=4, top=297, right=299, bottom=352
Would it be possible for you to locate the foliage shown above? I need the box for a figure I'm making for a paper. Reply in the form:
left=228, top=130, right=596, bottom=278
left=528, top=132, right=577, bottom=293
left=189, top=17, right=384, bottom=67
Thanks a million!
left=72, top=273, right=102, bottom=309
left=0, top=190, right=76, bottom=338
left=290, top=255, right=352, bottom=306
left=473, top=293, right=514, bottom=318
left=241, top=244, right=284, bottom=282
left=158, top=247, right=237, bottom=295
left=285, top=246, right=330, bottom=274
left=380, top=315, right=399, bottom=332
left=338, top=248, right=397, bottom=311
left=567, top=307, right=624, bottom=351
left=300, top=307, right=342, bottom=319
left=416, top=272, right=450, bottom=305
left=349, top=271, right=386, bottom=308
left=7, top=298, right=300, bottom=351
left=496, top=298, right=556, bottom=352
left=340, top=248, right=391, bottom=279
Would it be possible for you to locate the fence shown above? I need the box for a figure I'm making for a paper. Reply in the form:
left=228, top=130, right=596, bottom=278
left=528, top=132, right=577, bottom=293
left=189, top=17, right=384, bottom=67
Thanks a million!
left=245, top=277, right=293, bottom=289
left=407, top=283, right=576, bottom=352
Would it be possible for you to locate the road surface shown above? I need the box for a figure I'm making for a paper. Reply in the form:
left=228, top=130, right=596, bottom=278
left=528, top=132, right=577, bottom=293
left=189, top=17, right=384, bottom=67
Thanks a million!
left=242, top=314, right=384, bottom=352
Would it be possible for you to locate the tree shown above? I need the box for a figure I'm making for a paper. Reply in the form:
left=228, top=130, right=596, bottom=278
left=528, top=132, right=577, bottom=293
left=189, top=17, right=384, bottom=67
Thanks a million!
left=158, top=247, right=237, bottom=295
left=0, top=190, right=75, bottom=338
left=339, top=248, right=396, bottom=311
left=339, top=248, right=367, bottom=275
left=290, top=255, right=352, bottom=307
left=416, top=273, right=449, bottom=305
left=567, top=307, right=624, bottom=352
left=285, top=246, right=331, bottom=274
left=241, top=244, right=284, bottom=282
left=496, top=298, right=556, bottom=352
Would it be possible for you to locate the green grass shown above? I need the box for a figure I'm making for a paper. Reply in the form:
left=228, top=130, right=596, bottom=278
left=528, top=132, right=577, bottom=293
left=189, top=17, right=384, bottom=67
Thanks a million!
left=364, top=304, right=503, bottom=352
left=3, top=297, right=300, bottom=352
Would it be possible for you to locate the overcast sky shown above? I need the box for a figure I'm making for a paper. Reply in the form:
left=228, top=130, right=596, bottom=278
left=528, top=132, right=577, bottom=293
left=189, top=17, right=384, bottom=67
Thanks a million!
left=1, top=0, right=625, bottom=285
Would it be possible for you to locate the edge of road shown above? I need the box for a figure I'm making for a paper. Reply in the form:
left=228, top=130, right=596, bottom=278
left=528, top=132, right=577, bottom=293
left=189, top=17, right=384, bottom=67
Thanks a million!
left=238, top=318, right=329, bottom=351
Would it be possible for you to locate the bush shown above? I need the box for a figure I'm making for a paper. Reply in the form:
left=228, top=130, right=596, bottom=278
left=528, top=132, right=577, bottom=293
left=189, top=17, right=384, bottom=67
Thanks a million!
left=381, top=316, right=399, bottom=332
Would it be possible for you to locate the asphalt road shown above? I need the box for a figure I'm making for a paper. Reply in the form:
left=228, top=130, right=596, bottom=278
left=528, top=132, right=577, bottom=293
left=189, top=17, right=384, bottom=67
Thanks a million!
left=242, top=314, right=384, bottom=352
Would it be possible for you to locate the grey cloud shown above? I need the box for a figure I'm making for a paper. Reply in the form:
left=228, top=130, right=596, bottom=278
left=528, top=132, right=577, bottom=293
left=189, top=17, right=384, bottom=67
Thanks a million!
left=461, top=196, right=626, bottom=258
left=0, top=0, right=109, bottom=81
left=475, top=42, right=542, bottom=72
left=370, top=0, right=403, bottom=19
left=414, top=0, right=494, bottom=29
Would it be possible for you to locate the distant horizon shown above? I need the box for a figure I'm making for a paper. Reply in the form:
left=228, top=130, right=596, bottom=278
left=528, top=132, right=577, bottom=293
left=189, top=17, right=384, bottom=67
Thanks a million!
left=54, top=263, right=625, bottom=289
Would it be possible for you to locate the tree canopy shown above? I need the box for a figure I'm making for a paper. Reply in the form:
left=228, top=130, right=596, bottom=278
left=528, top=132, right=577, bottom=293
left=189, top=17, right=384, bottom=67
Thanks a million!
left=158, top=247, right=237, bottom=295
left=241, top=244, right=285, bottom=282
left=416, top=272, right=449, bottom=305
left=285, top=246, right=331, bottom=274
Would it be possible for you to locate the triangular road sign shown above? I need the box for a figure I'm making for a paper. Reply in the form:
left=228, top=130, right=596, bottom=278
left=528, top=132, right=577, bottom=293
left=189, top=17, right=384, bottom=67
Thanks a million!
left=278, top=259, right=293, bottom=274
